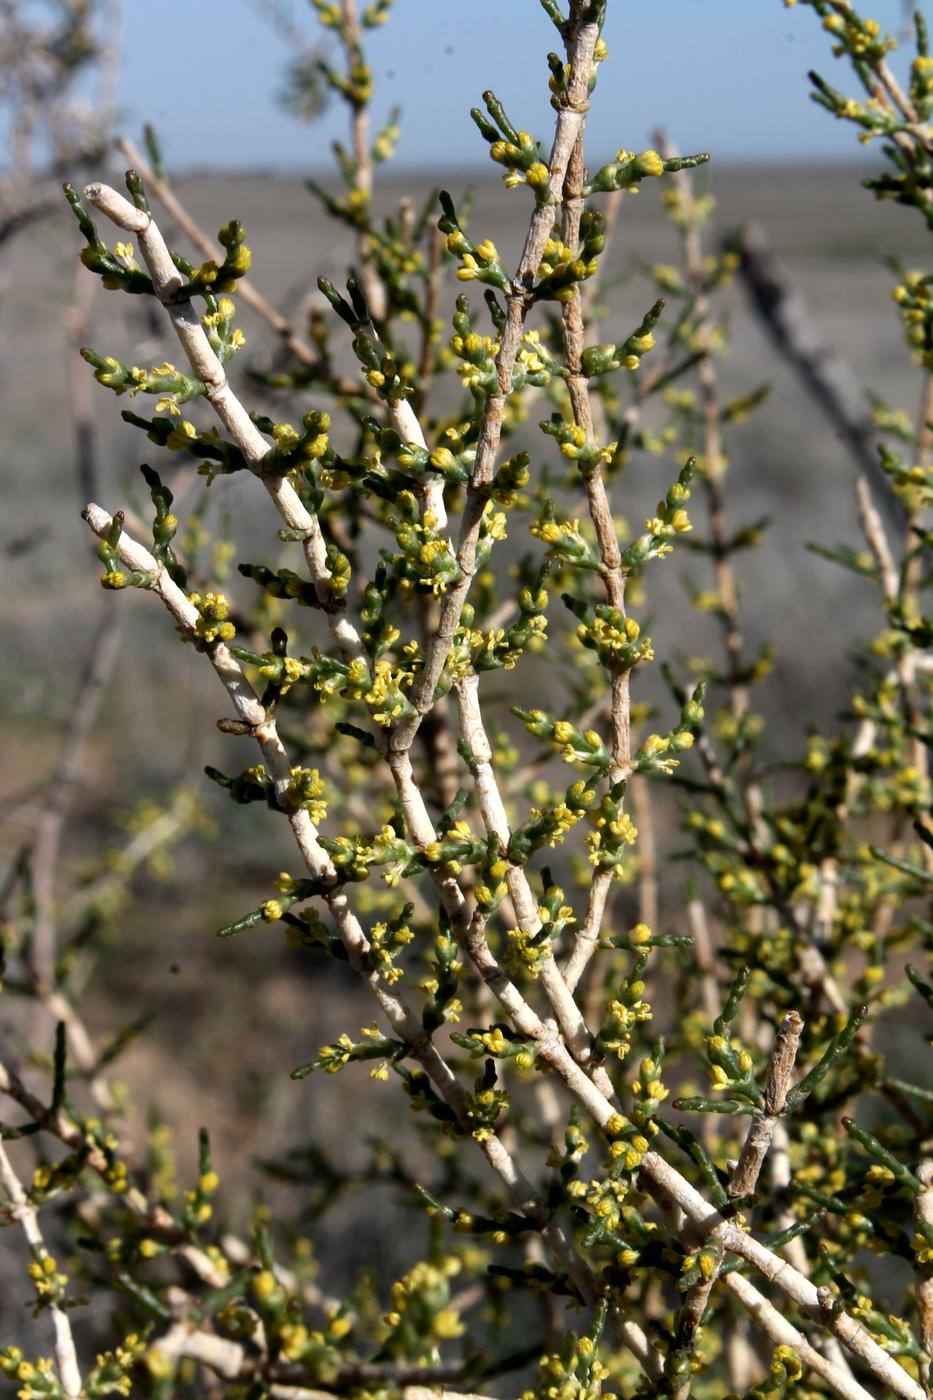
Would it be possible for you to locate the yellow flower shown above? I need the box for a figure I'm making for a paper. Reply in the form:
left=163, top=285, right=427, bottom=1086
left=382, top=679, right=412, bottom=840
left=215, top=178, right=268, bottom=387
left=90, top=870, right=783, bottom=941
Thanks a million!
left=432, top=1308, right=465, bottom=1339
left=637, top=149, right=664, bottom=177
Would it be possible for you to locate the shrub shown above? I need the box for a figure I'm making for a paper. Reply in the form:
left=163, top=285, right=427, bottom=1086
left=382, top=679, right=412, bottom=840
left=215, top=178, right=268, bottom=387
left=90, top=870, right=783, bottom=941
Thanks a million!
left=0, top=0, right=116, bottom=246
left=3, top=1, right=933, bottom=1397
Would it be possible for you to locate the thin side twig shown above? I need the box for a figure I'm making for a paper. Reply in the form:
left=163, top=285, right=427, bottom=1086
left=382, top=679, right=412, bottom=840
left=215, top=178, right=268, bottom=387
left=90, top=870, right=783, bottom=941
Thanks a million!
left=116, top=135, right=322, bottom=373
left=733, top=220, right=901, bottom=528
left=915, top=1161, right=933, bottom=1376
left=668, top=1012, right=804, bottom=1399
left=0, top=1143, right=82, bottom=1399
left=455, top=675, right=617, bottom=1103
left=729, top=1010, right=804, bottom=1199
left=722, top=1272, right=873, bottom=1400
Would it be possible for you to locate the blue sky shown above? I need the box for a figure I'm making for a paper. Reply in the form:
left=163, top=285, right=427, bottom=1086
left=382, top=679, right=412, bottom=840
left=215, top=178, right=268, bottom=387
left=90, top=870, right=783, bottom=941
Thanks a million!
left=116, top=0, right=924, bottom=173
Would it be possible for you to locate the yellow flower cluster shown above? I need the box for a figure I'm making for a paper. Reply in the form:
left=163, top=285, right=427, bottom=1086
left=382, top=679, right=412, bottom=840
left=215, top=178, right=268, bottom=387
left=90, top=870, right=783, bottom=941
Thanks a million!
left=533, top=801, right=585, bottom=850
left=189, top=590, right=235, bottom=644
left=373, top=116, right=401, bottom=163
left=821, top=11, right=895, bottom=59
left=599, top=981, right=653, bottom=1060
left=578, top=612, right=653, bottom=668
left=516, top=330, right=550, bottom=380
left=893, top=272, right=933, bottom=368
left=284, top=766, right=328, bottom=823
left=370, top=915, right=414, bottom=984
left=630, top=1055, right=669, bottom=1134
left=384, top=1257, right=463, bottom=1337
left=163, top=414, right=196, bottom=448
left=27, top=1253, right=68, bottom=1302
left=317, top=1032, right=355, bottom=1073
left=586, top=809, right=638, bottom=871
left=89, top=1334, right=145, bottom=1397
left=0, top=1353, right=59, bottom=1400
left=639, top=728, right=694, bottom=775
left=505, top=925, right=550, bottom=977
left=706, top=1033, right=753, bottom=1094
left=523, top=1338, right=613, bottom=1400
left=533, top=518, right=579, bottom=548
left=364, top=659, right=415, bottom=726
left=448, top=328, right=499, bottom=390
